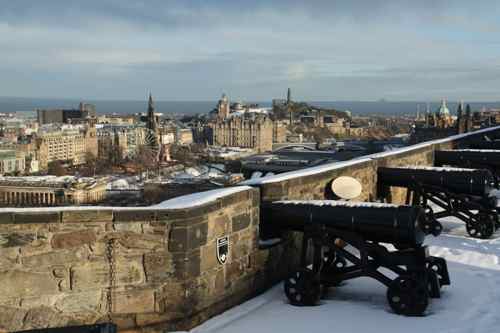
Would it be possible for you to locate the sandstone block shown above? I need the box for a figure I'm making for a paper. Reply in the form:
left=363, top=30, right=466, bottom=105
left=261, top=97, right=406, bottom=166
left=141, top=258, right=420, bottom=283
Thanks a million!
left=0, top=306, right=27, bottom=331
left=62, top=210, right=113, bottom=223
left=51, top=230, right=96, bottom=249
left=226, top=260, right=245, bottom=283
left=155, top=282, right=186, bottom=313
left=22, top=248, right=88, bottom=267
left=71, top=257, right=144, bottom=291
left=172, top=249, right=201, bottom=279
left=0, top=247, right=19, bottom=266
left=168, top=222, right=207, bottom=252
left=207, top=215, right=230, bottom=241
left=109, top=231, right=164, bottom=250
left=142, top=222, right=169, bottom=237
left=0, top=213, right=13, bottom=224
left=0, top=270, right=58, bottom=298
left=54, top=291, right=102, bottom=313
left=113, top=288, right=155, bottom=314
left=144, top=251, right=174, bottom=283
left=113, top=210, right=156, bottom=223
left=232, top=213, right=250, bottom=232
left=135, top=312, right=174, bottom=327
left=200, top=241, right=219, bottom=272
left=0, top=232, right=35, bottom=248
left=13, top=212, right=60, bottom=224
left=214, top=269, right=225, bottom=294
left=22, top=306, right=67, bottom=330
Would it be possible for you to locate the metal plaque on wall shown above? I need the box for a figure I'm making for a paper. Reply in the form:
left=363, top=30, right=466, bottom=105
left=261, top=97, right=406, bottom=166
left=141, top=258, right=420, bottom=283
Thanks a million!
left=216, top=236, right=229, bottom=264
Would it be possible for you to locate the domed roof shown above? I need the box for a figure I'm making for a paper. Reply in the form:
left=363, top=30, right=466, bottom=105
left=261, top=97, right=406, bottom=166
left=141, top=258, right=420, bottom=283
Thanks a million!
left=437, top=99, right=450, bottom=116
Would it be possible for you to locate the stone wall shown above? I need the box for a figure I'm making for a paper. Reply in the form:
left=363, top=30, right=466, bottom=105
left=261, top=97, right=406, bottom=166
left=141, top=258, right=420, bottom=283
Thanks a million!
left=249, top=126, right=499, bottom=206
left=0, top=187, right=298, bottom=332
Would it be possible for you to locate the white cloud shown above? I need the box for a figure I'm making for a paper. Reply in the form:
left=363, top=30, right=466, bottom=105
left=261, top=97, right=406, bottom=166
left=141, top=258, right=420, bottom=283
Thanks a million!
left=1, top=1, right=500, bottom=100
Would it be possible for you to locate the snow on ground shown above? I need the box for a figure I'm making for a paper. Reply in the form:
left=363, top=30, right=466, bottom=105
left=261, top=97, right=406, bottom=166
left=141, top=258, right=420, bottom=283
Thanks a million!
left=186, top=217, right=500, bottom=333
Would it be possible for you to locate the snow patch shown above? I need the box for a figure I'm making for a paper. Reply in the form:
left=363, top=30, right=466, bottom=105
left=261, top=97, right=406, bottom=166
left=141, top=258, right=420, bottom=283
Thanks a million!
left=440, top=149, right=500, bottom=153
left=274, top=200, right=400, bottom=208
left=391, top=165, right=478, bottom=172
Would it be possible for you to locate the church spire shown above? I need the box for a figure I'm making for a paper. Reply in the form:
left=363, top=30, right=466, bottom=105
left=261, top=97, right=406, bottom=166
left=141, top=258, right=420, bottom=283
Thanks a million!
left=146, top=93, right=158, bottom=134
left=148, top=93, right=154, bottom=114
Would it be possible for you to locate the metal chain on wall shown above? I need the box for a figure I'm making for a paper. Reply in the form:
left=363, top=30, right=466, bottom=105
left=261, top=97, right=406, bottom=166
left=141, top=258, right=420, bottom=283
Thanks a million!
left=105, top=238, right=117, bottom=322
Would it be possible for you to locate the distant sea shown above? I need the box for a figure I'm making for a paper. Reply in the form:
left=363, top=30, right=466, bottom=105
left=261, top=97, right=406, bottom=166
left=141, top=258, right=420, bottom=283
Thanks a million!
left=1, top=96, right=500, bottom=118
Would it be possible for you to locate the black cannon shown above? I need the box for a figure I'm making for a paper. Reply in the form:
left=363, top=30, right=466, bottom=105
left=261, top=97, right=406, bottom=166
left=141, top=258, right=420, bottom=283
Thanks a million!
left=378, top=166, right=498, bottom=239
left=435, top=149, right=500, bottom=186
left=469, top=140, right=500, bottom=150
left=14, top=323, right=116, bottom=333
left=262, top=200, right=450, bottom=316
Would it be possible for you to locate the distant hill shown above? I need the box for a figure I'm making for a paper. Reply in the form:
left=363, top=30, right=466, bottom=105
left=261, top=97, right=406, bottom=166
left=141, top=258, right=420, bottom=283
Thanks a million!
left=273, top=101, right=349, bottom=120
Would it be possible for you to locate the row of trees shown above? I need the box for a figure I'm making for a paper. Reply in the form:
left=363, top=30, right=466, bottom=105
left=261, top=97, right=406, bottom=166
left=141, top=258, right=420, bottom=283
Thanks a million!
left=45, top=142, right=208, bottom=178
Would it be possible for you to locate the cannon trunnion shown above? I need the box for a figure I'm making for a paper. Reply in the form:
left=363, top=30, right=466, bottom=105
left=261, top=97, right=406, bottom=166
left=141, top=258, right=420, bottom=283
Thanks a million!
left=261, top=200, right=450, bottom=316
left=378, top=166, right=498, bottom=239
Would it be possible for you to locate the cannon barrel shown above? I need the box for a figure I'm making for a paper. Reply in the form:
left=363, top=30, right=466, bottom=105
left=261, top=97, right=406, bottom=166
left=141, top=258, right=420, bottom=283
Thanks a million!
left=435, top=149, right=500, bottom=168
left=378, top=166, right=495, bottom=196
left=262, top=200, right=426, bottom=246
left=469, top=140, right=500, bottom=150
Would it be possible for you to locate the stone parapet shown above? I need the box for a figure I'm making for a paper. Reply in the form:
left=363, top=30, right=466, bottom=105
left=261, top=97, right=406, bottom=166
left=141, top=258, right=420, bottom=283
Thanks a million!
left=0, top=186, right=299, bottom=332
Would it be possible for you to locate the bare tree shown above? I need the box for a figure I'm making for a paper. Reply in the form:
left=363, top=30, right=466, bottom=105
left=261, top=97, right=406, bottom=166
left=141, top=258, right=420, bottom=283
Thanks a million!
left=134, top=145, right=158, bottom=178
left=170, top=144, right=198, bottom=166
left=48, top=160, right=67, bottom=176
left=84, top=152, right=98, bottom=176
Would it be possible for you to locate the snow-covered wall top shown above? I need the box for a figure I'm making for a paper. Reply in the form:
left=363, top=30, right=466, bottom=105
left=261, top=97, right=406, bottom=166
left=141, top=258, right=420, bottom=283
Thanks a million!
left=242, top=125, right=500, bottom=186
left=241, top=158, right=372, bottom=185
left=151, top=186, right=253, bottom=209
left=440, top=149, right=500, bottom=153
left=0, top=186, right=254, bottom=212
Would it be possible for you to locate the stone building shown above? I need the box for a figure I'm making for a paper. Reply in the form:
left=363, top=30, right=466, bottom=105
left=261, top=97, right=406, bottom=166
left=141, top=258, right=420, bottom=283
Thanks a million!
left=0, top=176, right=107, bottom=207
left=217, top=94, right=230, bottom=119
left=0, top=150, right=25, bottom=175
left=273, top=121, right=287, bottom=143
left=325, top=116, right=350, bottom=136
left=36, top=123, right=98, bottom=170
left=97, top=114, right=135, bottom=125
left=211, top=115, right=274, bottom=153
left=425, top=99, right=454, bottom=129
left=410, top=99, right=468, bottom=144
left=97, top=128, right=128, bottom=162
left=176, top=128, right=194, bottom=145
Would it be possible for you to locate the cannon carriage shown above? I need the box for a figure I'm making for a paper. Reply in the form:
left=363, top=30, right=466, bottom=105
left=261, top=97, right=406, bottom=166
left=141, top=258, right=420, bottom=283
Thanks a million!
left=262, top=200, right=450, bottom=316
left=378, top=166, right=498, bottom=239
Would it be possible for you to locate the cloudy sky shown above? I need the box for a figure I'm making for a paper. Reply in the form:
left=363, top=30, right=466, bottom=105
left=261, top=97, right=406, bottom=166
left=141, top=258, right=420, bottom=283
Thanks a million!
left=1, top=1, right=500, bottom=101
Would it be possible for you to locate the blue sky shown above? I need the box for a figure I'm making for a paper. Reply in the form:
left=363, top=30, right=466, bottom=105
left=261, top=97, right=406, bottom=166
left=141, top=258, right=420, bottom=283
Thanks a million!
left=1, top=1, right=500, bottom=101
